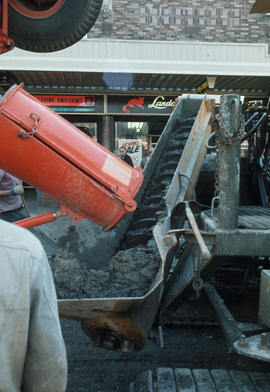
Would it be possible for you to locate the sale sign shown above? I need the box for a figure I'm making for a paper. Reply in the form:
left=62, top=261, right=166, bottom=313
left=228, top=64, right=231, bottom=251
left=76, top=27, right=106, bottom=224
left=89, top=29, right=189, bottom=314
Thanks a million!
left=118, top=139, right=142, bottom=168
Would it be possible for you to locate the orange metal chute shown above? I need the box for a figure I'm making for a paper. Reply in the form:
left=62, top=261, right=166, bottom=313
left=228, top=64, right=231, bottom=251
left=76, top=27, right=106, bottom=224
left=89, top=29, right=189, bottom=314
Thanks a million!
left=0, top=84, right=143, bottom=230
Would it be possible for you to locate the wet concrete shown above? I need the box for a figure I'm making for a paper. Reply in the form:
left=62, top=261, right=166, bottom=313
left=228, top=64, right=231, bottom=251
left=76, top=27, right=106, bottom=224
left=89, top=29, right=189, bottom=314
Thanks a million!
left=29, top=192, right=114, bottom=269
left=48, top=241, right=160, bottom=299
left=25, top=190, right=160, bottom=299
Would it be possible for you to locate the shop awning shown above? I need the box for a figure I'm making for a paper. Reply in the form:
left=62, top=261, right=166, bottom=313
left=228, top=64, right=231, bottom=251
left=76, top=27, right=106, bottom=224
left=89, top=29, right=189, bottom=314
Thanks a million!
left=1, top=38, right=270, bottom=98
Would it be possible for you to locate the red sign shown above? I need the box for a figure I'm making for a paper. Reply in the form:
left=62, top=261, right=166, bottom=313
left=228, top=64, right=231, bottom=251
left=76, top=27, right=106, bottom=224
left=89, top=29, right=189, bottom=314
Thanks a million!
left=34, top=95, right=95, bottom=107
left=122, top=97, right=145, bottom=113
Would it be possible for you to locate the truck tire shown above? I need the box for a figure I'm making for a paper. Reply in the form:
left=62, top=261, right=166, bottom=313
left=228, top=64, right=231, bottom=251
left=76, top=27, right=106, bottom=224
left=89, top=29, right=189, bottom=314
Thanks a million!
left=8, top=0, right=103, bottom=53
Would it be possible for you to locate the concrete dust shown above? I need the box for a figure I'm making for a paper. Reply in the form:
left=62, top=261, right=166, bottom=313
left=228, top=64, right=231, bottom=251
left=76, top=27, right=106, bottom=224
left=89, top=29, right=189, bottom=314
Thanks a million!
left=48, top=239, right=160, bottom=299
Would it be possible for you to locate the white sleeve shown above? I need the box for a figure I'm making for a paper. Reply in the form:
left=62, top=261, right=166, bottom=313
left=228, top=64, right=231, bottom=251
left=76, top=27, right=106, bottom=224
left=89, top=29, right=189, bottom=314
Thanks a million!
left=22, top=248, right=67, bottom=392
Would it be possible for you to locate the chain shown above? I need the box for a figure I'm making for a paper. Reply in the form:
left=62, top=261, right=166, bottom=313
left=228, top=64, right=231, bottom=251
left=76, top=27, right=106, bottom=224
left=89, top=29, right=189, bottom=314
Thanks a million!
left=210, top=101, right=220, bottom=202
left=30, top=112, right=40, bottom=133
left=211, top=105, right=244, bottom=206
left=215, top=113, right=245, bottom=146
left=192, top=246, right=203, bottom=300
left=17, top=112, right=40, bottom=139
left=213, top=119, right=220, bottom=199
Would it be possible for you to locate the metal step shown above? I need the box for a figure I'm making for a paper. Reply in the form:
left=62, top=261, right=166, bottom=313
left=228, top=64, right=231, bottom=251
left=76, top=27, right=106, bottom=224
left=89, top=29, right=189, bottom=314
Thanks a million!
left=130, top=368, right=270, bottom=392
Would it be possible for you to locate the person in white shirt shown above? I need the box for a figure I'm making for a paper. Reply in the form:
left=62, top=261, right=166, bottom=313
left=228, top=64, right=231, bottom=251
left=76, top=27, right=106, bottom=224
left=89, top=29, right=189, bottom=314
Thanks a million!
left=0, top=219, right=67, bottom=392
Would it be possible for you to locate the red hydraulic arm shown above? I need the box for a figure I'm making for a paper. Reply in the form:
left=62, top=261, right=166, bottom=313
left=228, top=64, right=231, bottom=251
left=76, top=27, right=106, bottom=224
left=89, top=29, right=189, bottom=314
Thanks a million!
left=15, top=211, right=60, bottom=229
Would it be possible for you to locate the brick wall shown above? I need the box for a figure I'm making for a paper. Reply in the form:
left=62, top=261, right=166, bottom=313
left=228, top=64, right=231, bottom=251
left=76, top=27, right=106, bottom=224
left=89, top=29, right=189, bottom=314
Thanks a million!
left=89, top=0, right=270, bottom=47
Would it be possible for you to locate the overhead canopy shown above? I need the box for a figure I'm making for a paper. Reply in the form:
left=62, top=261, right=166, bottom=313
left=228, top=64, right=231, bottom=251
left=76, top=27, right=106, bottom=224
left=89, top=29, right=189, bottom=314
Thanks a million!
left=0, top=70, right=268, bottom=98
left=0, top=38, right=270, bottom=98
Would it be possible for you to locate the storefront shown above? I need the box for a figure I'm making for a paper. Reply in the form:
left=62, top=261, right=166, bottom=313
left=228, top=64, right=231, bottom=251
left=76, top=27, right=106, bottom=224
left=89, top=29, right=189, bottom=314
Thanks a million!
left=33, top=94, right=104, bottom=142
left=33, top=93, right=177, bottom=167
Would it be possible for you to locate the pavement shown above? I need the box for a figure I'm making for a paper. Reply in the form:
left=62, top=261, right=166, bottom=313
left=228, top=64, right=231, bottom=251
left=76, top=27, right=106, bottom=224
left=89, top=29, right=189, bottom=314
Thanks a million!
left=62, top=318, right=270, bottom=392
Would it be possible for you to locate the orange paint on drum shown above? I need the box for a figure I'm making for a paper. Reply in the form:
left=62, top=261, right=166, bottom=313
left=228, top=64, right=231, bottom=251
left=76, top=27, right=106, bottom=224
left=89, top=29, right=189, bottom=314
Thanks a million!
left=0, top=84, right=143, bottom=230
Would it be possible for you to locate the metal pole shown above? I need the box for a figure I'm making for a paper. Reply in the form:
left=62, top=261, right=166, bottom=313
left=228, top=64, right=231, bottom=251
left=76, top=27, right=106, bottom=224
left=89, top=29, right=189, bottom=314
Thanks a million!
left=218, top=95, right=241, bottom=230
left=204, top=283, right=242, bottom=348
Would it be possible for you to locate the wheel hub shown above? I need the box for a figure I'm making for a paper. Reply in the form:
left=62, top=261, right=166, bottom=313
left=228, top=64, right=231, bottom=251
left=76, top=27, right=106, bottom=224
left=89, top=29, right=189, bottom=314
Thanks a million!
left=9, top=0, right=65, bottom=19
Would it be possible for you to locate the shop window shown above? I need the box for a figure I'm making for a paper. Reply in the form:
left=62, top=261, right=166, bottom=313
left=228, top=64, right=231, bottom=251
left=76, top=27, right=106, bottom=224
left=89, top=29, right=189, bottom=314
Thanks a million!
left=115, top=122, right=148, bottom=147
left=115, top=121, right=149, bottom=166
left=149, top=135, right=160, bottom=147
left=73, top=122, right=97, bottom=141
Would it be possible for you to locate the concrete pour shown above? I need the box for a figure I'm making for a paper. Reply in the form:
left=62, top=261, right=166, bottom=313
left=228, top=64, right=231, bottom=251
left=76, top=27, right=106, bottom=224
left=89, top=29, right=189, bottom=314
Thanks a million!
left=28, top=192, right=160, bottom=299
left=48, top=240, right=160, bottom=299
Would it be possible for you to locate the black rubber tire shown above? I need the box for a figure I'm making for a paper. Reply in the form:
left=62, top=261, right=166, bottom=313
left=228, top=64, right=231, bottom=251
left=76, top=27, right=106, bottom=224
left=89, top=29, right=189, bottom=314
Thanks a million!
left=8, top=0, right=103, bottom=53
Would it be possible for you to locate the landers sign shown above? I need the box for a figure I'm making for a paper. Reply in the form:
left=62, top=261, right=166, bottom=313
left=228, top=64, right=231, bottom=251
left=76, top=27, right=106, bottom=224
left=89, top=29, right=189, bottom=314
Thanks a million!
left=108, top=95, right=177, bottom=115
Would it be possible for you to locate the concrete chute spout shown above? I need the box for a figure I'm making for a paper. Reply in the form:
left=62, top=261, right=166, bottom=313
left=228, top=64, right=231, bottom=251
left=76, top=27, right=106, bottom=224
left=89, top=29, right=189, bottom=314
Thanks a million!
left=0, top=84, right=143, bottom=230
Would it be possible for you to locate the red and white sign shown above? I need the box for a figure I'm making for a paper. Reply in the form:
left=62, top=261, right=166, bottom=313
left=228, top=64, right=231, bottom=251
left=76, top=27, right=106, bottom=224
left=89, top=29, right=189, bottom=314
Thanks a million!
left=118, top=139, right=142, bottom=168
left=34, top=95, right=95, bottom=107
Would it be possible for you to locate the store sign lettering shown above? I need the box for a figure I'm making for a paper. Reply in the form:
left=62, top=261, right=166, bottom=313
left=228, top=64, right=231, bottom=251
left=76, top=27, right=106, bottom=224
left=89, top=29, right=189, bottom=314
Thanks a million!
left=107, top=95, right=178, bottom=114
left=148, top=96, right=175, bottom=110
left=127, top=145, right=140, bottom=153
left=34, top=95, right=96, bottom=107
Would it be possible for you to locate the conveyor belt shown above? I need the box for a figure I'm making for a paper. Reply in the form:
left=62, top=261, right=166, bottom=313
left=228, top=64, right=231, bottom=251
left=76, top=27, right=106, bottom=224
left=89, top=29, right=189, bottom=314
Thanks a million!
left=130, top=368, right=270, bottom=391
left=121, top=117, right=195, bottom=249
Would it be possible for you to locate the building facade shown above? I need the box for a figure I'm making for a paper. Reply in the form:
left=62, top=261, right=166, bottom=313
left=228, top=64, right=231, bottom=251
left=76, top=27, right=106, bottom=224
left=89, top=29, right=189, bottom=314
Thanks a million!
left=90, top=0, right=269, bottom=47
left=1, top=0, right=269, bottom=160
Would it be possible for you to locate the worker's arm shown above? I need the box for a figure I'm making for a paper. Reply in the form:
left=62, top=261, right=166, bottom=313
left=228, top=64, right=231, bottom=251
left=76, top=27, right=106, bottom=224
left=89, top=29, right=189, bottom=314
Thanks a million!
left=0, top=169, right=24, bottom=196
left=0, top=190, right=11, bottom=197
left=22, top=248, right=67, bottom=392
left=0, top=185, right=24, bottom=197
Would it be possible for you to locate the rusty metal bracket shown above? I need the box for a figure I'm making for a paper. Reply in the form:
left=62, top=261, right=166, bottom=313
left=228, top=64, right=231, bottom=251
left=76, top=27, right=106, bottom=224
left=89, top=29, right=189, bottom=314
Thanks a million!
left=30, top=112, right=40, bottom=133
left=168, top=228, right=216, bottom=246
left=171, top=201, right=212, bottom=261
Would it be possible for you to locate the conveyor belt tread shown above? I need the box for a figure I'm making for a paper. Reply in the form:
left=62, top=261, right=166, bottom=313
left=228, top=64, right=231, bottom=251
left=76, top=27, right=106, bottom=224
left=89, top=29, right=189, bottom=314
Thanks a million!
left=130, top=368, right=270, bottom=391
